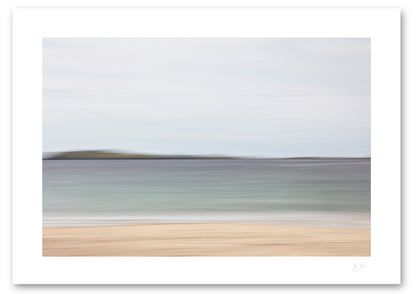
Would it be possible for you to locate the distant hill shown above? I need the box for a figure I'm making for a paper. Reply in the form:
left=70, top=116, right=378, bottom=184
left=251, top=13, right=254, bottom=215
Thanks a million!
left=44, top=150, right=237, bottom=160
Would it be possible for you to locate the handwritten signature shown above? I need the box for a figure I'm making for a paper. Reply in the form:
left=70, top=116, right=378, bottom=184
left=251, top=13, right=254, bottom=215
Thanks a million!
left=352, top=262, right=367, bottom=272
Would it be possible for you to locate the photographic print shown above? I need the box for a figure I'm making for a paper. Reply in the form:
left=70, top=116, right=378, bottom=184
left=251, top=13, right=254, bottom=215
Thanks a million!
left=13, top=8, right=400, bottom=284
left=42, top=38, right=371, bottom=257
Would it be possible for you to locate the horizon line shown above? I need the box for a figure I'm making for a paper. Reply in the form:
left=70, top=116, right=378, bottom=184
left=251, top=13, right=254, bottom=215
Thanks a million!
left=42, top=149, right=371, bottom=160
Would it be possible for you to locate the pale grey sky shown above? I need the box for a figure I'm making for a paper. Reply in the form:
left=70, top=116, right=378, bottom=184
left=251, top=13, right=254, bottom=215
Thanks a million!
left=43, top=38, right=370, bottom=157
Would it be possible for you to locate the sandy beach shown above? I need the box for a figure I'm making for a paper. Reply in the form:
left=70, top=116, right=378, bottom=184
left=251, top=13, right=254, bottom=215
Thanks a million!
left=43, top=223, right=370, bottom=256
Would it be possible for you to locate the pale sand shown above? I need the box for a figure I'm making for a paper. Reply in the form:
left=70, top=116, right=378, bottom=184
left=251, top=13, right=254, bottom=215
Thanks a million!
left=43, top=223, right=370, bottom=256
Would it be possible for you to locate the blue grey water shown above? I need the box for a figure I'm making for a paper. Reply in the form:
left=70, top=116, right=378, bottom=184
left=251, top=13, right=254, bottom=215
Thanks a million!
left=43, top=159, right=370, bottom=228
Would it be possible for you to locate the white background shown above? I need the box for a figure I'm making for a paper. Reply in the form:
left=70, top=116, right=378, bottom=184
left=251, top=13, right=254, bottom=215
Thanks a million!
left=1, top=0, right=413, bottom=293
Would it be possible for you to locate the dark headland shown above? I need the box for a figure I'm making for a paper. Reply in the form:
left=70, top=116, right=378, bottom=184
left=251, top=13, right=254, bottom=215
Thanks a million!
left=43, top=150, right=237, bottom=160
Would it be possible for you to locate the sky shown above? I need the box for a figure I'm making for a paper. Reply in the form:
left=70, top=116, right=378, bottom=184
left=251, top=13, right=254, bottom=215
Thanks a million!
left=43, top=38, right=370, bottom=157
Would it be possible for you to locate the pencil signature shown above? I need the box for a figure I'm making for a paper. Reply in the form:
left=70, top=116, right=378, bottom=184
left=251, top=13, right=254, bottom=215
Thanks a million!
left=352, top=262, right=367, bottom=272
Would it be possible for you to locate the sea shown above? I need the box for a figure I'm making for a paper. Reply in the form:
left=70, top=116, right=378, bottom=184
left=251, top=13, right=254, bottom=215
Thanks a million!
left=43, top=158, right=370, bottom=228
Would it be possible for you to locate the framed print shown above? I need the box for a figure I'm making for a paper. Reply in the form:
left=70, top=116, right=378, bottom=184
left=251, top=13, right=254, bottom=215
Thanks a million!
left=12, top=8, right=401, bottom=284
